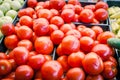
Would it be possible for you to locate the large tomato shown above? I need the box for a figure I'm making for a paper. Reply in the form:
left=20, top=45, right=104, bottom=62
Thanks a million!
left=91, top=26, right=103, bottom=37
left=34, top=36, right=54, bottom=55
left=41, top=61, right=63, bottom=80
left=27, top=0, right=37, bottom=8
left=74, top=5, right=83, bottom=14
left=66, top=68, right=85, bottom=80
left=95, top=1, right=108, bottom=10
left=8, top=59, right=17, bottom=71
left=62, top=4, right=75, bottom=11
left=86, top=74, right=104, bottom=80
left=48, top=24, right=59, bottom=35
left=84, top=5, right=96, bottom=11
left=15, top=65, right=34, bottom=80
left=0, top=52, right=8, bottom=59
left=50, top=9, right=59, bottom=16
left=82, top=52, right=104, bottom=75
left=56, top=44, right=64, bottom=56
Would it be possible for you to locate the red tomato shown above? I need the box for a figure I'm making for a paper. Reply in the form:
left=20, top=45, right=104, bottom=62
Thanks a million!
left=37, top=2, right=44, bottom=7
left=93, top=40, right=100, bottom=47
left=80, top=36, right=94, bottom=53
left=62, top=4, right=75, bottom=11
left=27, top=54, right=46, bottom=70
left=66, top=68, right=85, bottom=80
left=28, top=51, right=37, bottom=58
left=82, top=52, right=104, bottom=75
left=17, top=40, right=33, bottom=51
left=12, top=47, right=29, bottom=65
left=4, top=34, right=19, bottom=49
left=68, top=51, right=85, bottom=67
left=91, top=44, right=113, bottom=61
left=31, top=32, right=37, bottom=43
left=77, top=25, right=86, bottom=33
left=50, top=16, right=64, bottom=28
left=66, top=29, right=81, bottom=39
left=19, top=16, right=33, bottom=28
left=56, top=44, right=64, bottom=56
left=94, top=8, right=108, bottom=21
left=68, top=0, right=81, bottom=5
left=79, top=9, right=94, bottom=23
left=27, top=0, right=37, bottom=8
left=8, top=51, right=14, bottom=59
left=61, top=35, right=80, bottom=55
left=48, top=24, right=59, bottom=35
left=41, top=61, right=63, bottom=80
left=44, top=55, right=52, bottom=61
left=17, top=26, right=33, bottom=40
left=4, top=72, right=15, bottom=79
left=0, top=60, right=12, bottom=76
left=86, top=74, right=104, bottom=80
left=34, top=36, right=53, bottom=55
left=81, top=28, right=96, bottom=40
left=91, top=26, right=103, bottom=37
left=50, top=9, right=60, bottom=16
left=8, top=59, right=17, bottom=71
left=0, top=52, right=7, bottom=59
left=57, top=55, right=70, bottom=72
left=107, top=56, right=117, bottom=66
left=61, top=9, right=75, bottom=23
left=102, top=61, right=117, bottom=79
left=92, top=18, right=100, bottom=24
left=74, top=5, right=83, bottom=14
left=37, top=9, right=53, bottom=20
left=97, top=31, right=115, bottom=44
left=33, top=18, right=49, bottom=36
left=50, top=0, right=65, bottom=10
left=15, top=65, right=34, bottom=80
left=72, top=14, right=79, bottom=22
left=95, top=1, right=108, bottom=10
left=1, top=23, right=15, bottom=36
left=35, top=5, right=43, bottom=12
left=50, top=30, right=64, bottom=45
left=84, top=5, right=96, bottom=11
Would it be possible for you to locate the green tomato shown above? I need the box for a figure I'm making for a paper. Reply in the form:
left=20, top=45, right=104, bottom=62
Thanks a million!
left=6, top=10, right=17, bottom=19
left=0, top=10, right=4, bottom=17
left=11, top=1, right=22, bottom=11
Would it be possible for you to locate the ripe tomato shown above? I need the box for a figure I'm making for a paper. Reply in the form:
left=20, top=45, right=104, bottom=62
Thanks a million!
left=8, top=51, right=14, bottom=59
left=1, top=23, right=15, bottom=36
left=0, top=52, right=7, bottom=59
left=66, top=68, right=85, bottom=80
left=95, top=1, right=108, bottom=10
left=77, top=25, right=86, bottom=33
left=28, top=51, right=37, bottom=58
left=102, top=61, right=117, bottom=79
left=28, top=54, right=46, bottom=70
left=79, top=9, right=94, bottom=23
left=50, top=0, right=65, bottom=10
left=43, top=1, right=50, bottom=9
left=82, top=52, right=104, bottom=75
left=92, top=18, right=100, bottom=24
left=19, top=16, right=33, bottom=28
left=81, top=28, right=96, bottom=40
left=44, top=55, right=52, bottom=61
left=12, top=47, right=29, bottom=65
left=57, top=55, right=70, bottom=72
left=50, top=30, right=64, bottom=45
left=80, top=36, right=94, bottom=53
left=35, top=36, right=53, bottom=55
left=86, top=74, right=104, bottom=80
left=0, top=60, right=12, bottom=76
left=41, top=61, right=63, bottom=80
left=91, top=44, right=113, bottom=61
left=91, top=26, right=103, bottom=37
left=33, top=18, right=49, bottom=36
left=56, top=44, right=64, bottom=56
left=17, top=26, right=33, bottom=40
left=68, top=0, right=81, bottom=5
left=17, top=40, right=33, bottom=51
left=4, top=34, right=19, bottom=49
left=4, top=72, right=15, bottom=79
left=72, top=14, right=79, bottom=22
left=66, top=29, right=81, bottom=39
left=27, top=0, right=37, bottom=8
left=62, top=4, right=75, bottom=11
left=48, top=24, right=59, bottom=35
left=84, top=5, right=96, bottom=11
left=97, top=31, right=115, bottom=44
left=8, top=59, right=17, bottom=71
left=50, top=9, right=60, bottom=16
left=50, top=16, right=64, bottom=28
left=37, top=2, right=44, bottom=7
left=74, top=5, right=83, bottom=14
left=61, top=35, right=80, bottom=55
left=37, top=9, right=53, bottom=20
left=94, top=8, right=108, bottom=21
left=107, top=56, right=117, bottom=66
left=68, top=51, right=85, bottom=67
left=61, top=9, right=75, bottom=23
left=15, top=65, right=34, bottom=80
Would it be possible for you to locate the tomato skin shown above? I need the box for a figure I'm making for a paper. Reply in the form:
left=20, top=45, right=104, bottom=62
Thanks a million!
left=57, top=55, right=70, bottom=72
left=82, top=52, right=104, bottom=75
left=61, top=35, right=80, bottom=55
left=41, top=61, right=63, bottom=80
left=27, top=0, right=37, bottom=8
left=66, top=68, right=85, bottom=80
left=68, top=51, right=85, bottom=67
left=0, top=53, right=7, bottom=60
left=56, top=44, right=64, bottom=56
left=62, top=4, right=75, bottom=11
left=91, top=26, right=103, bottom=37
left=68, top=0, right=81, bottom=5
left=95, top=1, right=108, bottom=10
left=4, top=34, right=19, bottom=49
left=44, top=55, right=52, bottom=61
left=17, top=40, right=33, bottom=51
left=50, top=9, right=60, bottom=16
left=79, top=9, right=94, bottom=23
left=107, top=56, right=117, bottom=66
left=72, top=14, right=79, bottom=22
left=48, top=24, right=59, bottom=35
left=86, top=74, right=104, bottom=80
left=84, top=5, right=96, bottom=11
left=0, top=60, right=12, bottom=76
left=15, top=65, right=34, bottom=80
left=43, top=1, right=50, bottom=9
left=74, top=5, right=83, bottom=14
left=27, top=54, right=46, bottom=70
left=102, top=61, right=117, bottom=79
left=61, top=9, right=75, bottom=23
left=35, top=36, right=54, bottom=55
left=94, top=8, right=108, bottom=21
left=1, top=23, right=15, bottom=36
left=19, top=16, right=33, bottom=28
left=28, top=51, right=37, bottom=58
left=77, top=25, right=86, bottom=33
left=8, top=59, right=17, bottom=71
left=12, top=47, right=29, bottom=65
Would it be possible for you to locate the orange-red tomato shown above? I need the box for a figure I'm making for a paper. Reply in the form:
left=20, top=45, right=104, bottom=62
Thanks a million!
left=86, top=74, right=104, bottom=80
left=91, top=26, right=103, bottom=37
left=95, top=1, right=108, bottom=10
left=0, top=52, right=8, bottom=60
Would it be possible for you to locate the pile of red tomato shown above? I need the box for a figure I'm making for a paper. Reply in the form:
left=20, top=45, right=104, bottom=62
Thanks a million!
left=0, top=0, right=118, bottom=80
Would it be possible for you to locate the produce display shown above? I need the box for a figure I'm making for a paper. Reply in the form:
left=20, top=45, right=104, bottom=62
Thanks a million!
left=0, top=0, right=25, bottom=39
left=0, top=0, right=119, bottom=80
